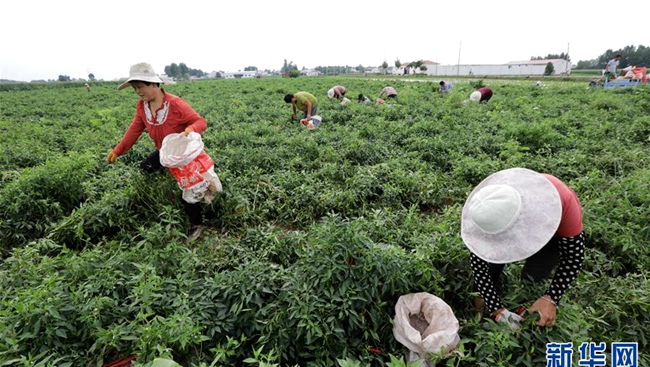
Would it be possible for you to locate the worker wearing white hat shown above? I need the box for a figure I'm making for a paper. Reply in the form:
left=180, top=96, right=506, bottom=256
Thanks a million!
left=108, top=62, right=209, bottom=242
left=462, top=168, right=584, bottom=328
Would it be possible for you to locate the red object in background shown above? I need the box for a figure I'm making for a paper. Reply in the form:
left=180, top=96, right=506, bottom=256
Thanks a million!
left=103, top=355, right=138, bottom=367
left=348, top=257, right=355, bottom=266
left=516, top=306, right=526, bottom=317
left=367, top=346, right=383, bottom=354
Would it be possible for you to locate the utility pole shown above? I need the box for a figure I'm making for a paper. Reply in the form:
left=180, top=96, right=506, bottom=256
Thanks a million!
left=457, top=41, right=462, bottom=76
left=566, top=43, right=570, bottom=74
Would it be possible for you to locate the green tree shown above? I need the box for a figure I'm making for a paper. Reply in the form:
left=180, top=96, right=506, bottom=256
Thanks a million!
left=88, top=73, right=95, bottom=81
left=179, top=63, right=189, bottom=79
left=576, top=59, right=599, bottom=69
left=410, top=60, right=425, bottom=73
left=531, top=53, right=570, bottom=61
left=244, top=66, right=258, bottom=71
left=394, top=59, right=401, bottom=68
left=281, top=59, right=295, bottom=73
left=355, top=64, right=364, bottom=72
left=381, top=60, right=388, bottom=74
left=544, top=62, right=555, bottom=76
left=167, top=63, right=180, bottom=79
left=574, top=44, right=649, bottom=69
left=188, top=68, right=205, bottom=77
left=58, top=75, right=71, bottom=82
left=288, top=69, right=300, bottom=78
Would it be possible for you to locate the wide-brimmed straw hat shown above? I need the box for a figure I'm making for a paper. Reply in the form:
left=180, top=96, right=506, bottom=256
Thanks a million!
left=118, top=62, right=164, bottom=90
left=461, top=168, right=562, bottom=264
left=469, top=91, right=481, bottom=102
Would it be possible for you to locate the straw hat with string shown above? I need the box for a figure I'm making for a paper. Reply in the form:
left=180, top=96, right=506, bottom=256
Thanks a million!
left=461, top=167, right=562, bottom=264
left=118, top=62, right=164, bottom=90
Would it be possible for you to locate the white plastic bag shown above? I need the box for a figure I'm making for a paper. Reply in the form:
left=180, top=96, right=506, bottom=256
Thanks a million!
left=181, top=166, right=223, bottom=204
left=393, top=292, right=460, bottom=365
left=160, top=132, right=204, bottom=168
left=161, top=132, right=222, bottom=204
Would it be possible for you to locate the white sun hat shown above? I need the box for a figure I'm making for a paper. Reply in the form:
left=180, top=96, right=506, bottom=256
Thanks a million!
left=327, top=88, right=335, bottom=98
left=118, top=62, right=164, bottom=90
left=461, top=168, right=562, bottom=264
left=469, top=91, right=482, bottom=102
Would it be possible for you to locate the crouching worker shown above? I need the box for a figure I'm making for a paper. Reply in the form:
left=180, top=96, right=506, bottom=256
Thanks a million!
left=106, top=62, right=209, bottom=242
left=284, top=91, right=318, bottom=123
left=468, top=87, right=493, bottom=103
left=461, top=168, right=584, bottom=329
left=327, top=85, right=346, bottom=100
left=357, top=94, right=372, bottom=104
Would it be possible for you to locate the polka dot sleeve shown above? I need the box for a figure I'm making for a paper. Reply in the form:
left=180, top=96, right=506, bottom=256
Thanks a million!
left=470, top=253, right=505, bottom=314
left=547, top=232, right=585, bottom=304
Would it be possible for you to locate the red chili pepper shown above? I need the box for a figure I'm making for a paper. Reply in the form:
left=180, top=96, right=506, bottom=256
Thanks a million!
left=348, top=257, right=355, bottom=266
left=517, top=306, right=526, bottom=317
left=103, top=355, right=138, bottom=367
left=368, top=347, right=383, bottom=354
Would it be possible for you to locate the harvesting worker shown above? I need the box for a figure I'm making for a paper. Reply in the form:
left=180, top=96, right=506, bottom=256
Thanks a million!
left=461, top=168, right=584, bottom=329
left=468, top=86, right=493, bottom=103
left=357, top=94, right=373, bottom=104
left=378, top=84, right=398, bottom=100
left=327, top=85, right=346, bottom=100
left=284, top=91, right=318, bottom=122
left=106, top=62, right=209, bottom=242
left=604, top=54, right=622, bottom=79
left=438, top=80, right=453, bottom=93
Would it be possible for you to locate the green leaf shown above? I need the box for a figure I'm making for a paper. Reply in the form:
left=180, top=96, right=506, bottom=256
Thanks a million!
left=55, top=328, right=67, bottom=338
left=151, top=358, right=182, bottom=367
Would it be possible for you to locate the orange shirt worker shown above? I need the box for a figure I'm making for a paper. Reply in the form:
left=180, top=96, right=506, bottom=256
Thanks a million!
left=106, top=62, right=208, bottom=241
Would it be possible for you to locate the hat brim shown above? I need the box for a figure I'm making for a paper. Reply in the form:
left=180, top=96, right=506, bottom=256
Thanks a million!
left=117, top=75, right=164, bottom=90
left=461, top=168, right=562, bottom=264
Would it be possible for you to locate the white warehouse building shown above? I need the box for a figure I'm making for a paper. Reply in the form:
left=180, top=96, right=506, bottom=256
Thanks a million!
left=422, top=59, right=571, bottom=77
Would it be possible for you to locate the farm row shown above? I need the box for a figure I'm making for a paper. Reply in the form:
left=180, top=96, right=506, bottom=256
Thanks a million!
left=0, top=77, right=649, bottom=366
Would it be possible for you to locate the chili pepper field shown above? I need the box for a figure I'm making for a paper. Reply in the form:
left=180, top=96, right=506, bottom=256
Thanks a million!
left=1, top=77, right=649, bottom=366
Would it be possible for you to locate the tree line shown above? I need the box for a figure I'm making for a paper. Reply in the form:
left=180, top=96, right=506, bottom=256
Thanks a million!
left=574, top=44, right=649, bottom=69
left=163, top=63, right=206, bottom=79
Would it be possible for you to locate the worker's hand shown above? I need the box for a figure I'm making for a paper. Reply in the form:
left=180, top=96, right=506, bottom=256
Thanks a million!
left=529, top=296, right=557, bottom=327
left=494, top=308, right=523, bottom=330
left=107, top=151, right=118, bottom=164
left=184, top=127, right=194, bottom=136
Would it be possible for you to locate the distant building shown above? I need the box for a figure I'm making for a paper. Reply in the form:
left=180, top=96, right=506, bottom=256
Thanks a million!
left=160, top=75, right=176, bottom=85
left=422, top=59, right=571, bottom=77
left=222, top=71, right=258, bottom=79
left=397, top=60, right=440, bottom=75
left=300, top=69, right=321, bottom=76
left=206, top=71, right=223, bottom=79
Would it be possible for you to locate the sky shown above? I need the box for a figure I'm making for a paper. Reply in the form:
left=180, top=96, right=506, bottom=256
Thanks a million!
left=1, top=0, right=647, bottom=82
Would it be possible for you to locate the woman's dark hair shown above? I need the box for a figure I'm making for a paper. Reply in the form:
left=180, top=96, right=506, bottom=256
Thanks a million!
left=439, top=81, right=445, bottom=86
left=131, top=80, right=159, bottom=88
left=284, top=94, right=294, bottom=103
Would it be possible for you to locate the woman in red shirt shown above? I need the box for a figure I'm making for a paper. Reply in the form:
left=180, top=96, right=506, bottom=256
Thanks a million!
left=107, top=62, right=208, bottom=242
left=461, top=168, right=584, bottom=329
